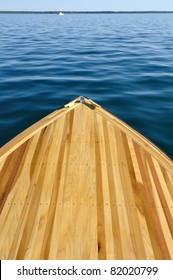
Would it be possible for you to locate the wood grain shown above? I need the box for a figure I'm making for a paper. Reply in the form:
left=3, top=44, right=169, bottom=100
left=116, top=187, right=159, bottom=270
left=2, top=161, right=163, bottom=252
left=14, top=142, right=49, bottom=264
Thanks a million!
left=0, top=97, right=172, bottom=259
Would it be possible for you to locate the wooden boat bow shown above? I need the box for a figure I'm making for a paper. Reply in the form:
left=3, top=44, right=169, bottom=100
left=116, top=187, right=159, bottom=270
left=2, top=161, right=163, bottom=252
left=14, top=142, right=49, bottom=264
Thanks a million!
left=0, top=97, right=173, bottom=260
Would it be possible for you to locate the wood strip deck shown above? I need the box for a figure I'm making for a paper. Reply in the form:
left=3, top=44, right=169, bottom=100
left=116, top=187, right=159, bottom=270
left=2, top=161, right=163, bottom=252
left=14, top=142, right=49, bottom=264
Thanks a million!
left=0, top=97, right=173, bottom=259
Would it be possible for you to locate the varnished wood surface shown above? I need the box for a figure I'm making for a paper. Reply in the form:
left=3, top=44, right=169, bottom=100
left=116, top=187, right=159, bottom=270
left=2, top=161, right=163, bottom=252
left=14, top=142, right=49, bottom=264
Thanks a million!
left=0, top=97, right=173, bottom=260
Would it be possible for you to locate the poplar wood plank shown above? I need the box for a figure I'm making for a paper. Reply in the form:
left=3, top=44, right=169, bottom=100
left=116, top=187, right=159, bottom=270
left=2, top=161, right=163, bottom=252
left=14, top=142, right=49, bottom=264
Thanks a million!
left=0, top=96, right=172, bottom=259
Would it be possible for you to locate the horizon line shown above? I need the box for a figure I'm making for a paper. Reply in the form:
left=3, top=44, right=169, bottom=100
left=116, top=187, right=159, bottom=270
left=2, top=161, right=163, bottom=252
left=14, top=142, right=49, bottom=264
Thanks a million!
left=1, top=10, right=173, bottom=13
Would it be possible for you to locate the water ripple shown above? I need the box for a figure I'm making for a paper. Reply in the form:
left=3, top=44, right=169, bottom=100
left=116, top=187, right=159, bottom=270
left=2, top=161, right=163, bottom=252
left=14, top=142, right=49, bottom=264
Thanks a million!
left=0, top=13, right=173, bottom=159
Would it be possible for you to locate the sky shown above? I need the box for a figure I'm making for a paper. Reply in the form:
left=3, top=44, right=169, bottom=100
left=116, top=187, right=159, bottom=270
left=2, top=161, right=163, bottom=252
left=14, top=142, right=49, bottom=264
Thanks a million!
left=0, top=0, right=173, bottom=12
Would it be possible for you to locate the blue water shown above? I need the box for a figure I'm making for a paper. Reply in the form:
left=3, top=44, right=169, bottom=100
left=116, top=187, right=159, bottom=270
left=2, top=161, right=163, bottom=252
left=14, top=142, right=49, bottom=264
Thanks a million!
left=0, top=13, right=173, bottom=159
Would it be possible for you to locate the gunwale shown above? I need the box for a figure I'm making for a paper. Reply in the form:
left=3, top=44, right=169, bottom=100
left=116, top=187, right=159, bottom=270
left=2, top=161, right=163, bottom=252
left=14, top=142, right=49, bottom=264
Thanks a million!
left=0, top=96, right=173, bottom=260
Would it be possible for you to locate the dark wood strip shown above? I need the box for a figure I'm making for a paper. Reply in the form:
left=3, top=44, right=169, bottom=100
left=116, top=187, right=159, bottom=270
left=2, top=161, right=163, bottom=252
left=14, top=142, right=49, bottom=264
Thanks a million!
left=7, top=132, right=42, bottom=259
left=15, top=123, right=56, bottom=259
left=121, top=132, right=146, bottom=259
left=0, top=154, right=13, bottom=183
left=147, top=155, right=173, bottom=238
left=133, top=141, right=171, bottom=259
left=159, top=165, right=173, bottom=201
left=0, top=141, right=28, bottom=214
left=95, top=114, right=106, bottom=259
left=0, top=153, right=13, bottom=196
left=29, top=127, right=47, bottom=177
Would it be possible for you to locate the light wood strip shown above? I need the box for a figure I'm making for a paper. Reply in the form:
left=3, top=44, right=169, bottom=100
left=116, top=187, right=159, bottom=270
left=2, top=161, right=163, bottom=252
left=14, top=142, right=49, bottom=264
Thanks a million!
left=162, top=169, right=173, bottom=201
left=49, top=105, right=98, bottom=259
left=76, top=106, right=97, bottom=259
left=155, top=160, right=173, bottom=211
left=47, top=148, right=71, bottom=259
left=0, top=158, right=7, bottom=172
left=103, top=120, right=123, bottom=259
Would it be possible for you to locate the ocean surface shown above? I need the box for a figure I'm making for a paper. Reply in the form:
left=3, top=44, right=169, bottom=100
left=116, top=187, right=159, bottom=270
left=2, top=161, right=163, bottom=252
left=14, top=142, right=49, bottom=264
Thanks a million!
left=0, top=13, right=173, bottom=159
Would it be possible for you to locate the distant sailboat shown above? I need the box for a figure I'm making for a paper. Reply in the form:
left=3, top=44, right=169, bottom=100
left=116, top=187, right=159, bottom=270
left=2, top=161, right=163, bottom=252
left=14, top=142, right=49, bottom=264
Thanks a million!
left=59, top=12, right=64, bottom=16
